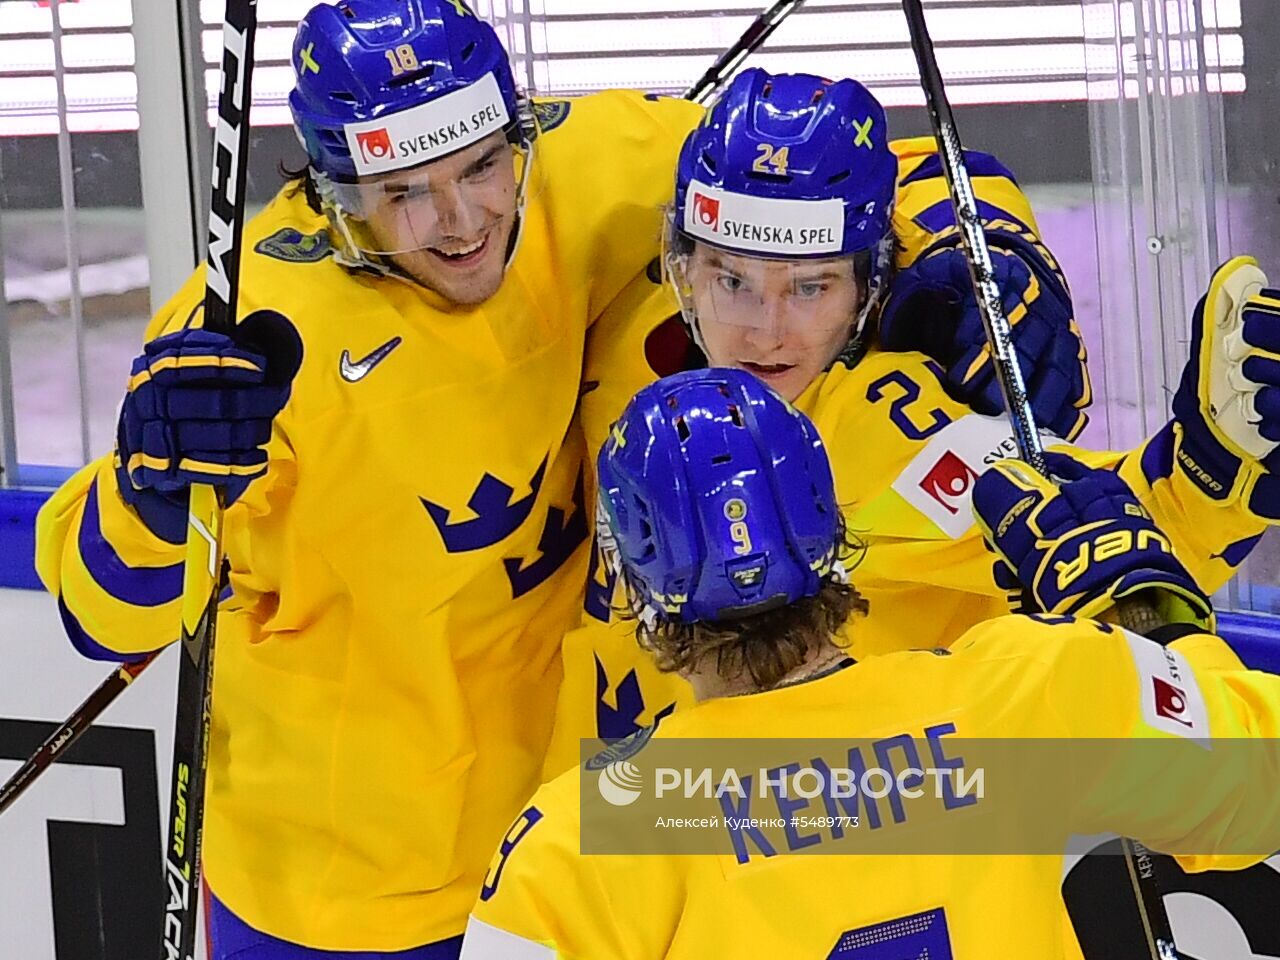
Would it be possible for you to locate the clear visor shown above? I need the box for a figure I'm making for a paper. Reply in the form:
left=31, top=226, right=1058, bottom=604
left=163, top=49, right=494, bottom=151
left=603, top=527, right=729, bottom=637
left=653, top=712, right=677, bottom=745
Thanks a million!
left=322, top=132, right=533, bottom=257
left=667, top=238, right=867, bottom=340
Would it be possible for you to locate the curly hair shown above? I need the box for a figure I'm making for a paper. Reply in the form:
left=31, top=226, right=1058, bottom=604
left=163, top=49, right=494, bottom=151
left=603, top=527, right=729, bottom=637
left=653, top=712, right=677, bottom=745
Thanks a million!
left=619, top=526, right=868, bottom=691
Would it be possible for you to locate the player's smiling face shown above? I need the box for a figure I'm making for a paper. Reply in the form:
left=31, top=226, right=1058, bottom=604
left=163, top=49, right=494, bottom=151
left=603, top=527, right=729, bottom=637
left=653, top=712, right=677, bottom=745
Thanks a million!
left=686, top=244, right=863, bottom=401
left=361, top=131, right=519, bottom=305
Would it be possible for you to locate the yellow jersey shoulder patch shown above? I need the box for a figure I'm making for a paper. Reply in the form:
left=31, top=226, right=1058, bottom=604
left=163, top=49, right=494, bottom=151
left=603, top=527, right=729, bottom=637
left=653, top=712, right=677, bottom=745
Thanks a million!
left=254, top=226, right=331, bottom=264
left=531, top=99, right=572, bottom=134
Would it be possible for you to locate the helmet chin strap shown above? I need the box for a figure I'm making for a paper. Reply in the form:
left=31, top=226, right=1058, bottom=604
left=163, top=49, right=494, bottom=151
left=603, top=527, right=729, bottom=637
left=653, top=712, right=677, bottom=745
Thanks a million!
left=855, top=181, right=899, bottom=335
left=848, top=232, right=895, bottom=348
left=664, top=239, right=715, bottom=362
left=314, top=172, right=393, bottom=277
left=501, top=129, right=536, bottom=269
left=682, top=309, right=713, bottom=366
left=832, top=232, right=895, bottom=369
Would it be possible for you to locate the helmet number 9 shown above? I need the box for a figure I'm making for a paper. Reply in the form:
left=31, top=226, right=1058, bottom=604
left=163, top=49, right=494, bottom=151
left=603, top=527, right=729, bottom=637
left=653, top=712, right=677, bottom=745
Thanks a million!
left=752, top=143, right=790, bottom=177
left=385, top=44, right=420, bottom=77
left=729, top=520, right=753, bottom=555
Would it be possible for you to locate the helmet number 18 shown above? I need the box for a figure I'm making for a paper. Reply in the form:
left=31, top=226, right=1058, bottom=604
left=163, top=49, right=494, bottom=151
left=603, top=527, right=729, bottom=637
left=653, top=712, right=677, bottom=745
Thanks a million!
left=385, top=44, right=420, bottom=76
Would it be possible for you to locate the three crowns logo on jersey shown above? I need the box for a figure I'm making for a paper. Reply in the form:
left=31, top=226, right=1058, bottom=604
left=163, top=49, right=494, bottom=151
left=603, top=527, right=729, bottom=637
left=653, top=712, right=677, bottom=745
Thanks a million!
left=355, top=128, right=394, bottom=165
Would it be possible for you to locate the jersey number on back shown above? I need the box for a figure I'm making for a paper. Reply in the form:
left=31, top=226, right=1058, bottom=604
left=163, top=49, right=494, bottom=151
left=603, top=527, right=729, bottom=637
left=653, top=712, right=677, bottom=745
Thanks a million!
left=828, top=907, right=953, bottom=958
left=480, top=806, right=543, bottom=902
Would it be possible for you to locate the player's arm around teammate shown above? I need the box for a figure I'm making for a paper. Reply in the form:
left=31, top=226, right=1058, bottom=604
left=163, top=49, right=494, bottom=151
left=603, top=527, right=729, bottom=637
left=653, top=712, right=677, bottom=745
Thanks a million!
left=971, top=448, right=1280, bottom=865
left=808, top=255, right=1280, bottom=651
left=34, top=2, right=703, bottom=957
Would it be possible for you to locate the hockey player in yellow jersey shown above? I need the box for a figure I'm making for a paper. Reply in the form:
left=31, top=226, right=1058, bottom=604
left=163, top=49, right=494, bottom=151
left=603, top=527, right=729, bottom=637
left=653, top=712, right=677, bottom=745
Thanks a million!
left=548, top=69, right=1273, bottom=769
left=464, top=367, right=1280, bottom=960
left=33, top=2, right=705, bottom=956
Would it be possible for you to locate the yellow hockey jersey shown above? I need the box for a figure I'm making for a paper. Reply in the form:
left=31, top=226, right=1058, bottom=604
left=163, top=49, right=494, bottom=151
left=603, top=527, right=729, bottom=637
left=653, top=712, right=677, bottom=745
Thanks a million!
left=545, top=137, right=1265, bottom=774
left=35, top=90, right=703, bottom=950
left=468, top=619, right=1280, bottom=960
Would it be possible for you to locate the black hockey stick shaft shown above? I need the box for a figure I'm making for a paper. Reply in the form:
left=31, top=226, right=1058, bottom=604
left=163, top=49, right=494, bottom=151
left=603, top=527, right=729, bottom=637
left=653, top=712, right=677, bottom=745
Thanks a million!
left=161, top=2, right=258, bottom=958
left=900, top=3, right=1178, bottom=957
left=685, top=0, right=808, bottom=104
left=0, top=0, right=256, bottom=847
left=899, top=0, right=1044, bottom=474
left=0, top=654, right=157, bottom=816
left=1121, top=838, right=1181, bottom=960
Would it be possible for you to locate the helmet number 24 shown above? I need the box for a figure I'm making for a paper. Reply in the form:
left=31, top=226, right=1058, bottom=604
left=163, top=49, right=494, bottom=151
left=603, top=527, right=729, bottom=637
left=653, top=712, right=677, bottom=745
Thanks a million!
left=752, top=143, right=790, bottom=177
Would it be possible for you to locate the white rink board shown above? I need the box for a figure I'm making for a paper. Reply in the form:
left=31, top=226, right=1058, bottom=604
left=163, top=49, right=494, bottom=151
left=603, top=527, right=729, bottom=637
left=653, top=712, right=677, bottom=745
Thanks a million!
left=0, top=588, right=207, bottom=960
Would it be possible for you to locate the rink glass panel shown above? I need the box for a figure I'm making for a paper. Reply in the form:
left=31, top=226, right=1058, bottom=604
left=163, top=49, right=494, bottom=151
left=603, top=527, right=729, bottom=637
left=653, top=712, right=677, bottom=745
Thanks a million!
left=0, top=0, right=144, bottom=471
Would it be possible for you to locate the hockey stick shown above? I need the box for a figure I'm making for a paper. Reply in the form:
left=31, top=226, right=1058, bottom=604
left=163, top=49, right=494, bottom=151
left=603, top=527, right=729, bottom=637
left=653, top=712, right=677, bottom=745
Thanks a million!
left=0, top=654, right=156, bottom=816
left=161, top=2, right=258, bottom=957
left=899, top=3, right=1179, bottom=958
left=0, top=0, right=259, bottom=844
left=898, top=0, right=1042, bottom=472
left=685, top=0, right=808, bottom=104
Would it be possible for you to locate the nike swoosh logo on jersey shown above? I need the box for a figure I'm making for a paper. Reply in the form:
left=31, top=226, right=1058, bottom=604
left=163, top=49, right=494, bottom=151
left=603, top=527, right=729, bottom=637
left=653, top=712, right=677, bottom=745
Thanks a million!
left=340, top=336, right=403, bottom=383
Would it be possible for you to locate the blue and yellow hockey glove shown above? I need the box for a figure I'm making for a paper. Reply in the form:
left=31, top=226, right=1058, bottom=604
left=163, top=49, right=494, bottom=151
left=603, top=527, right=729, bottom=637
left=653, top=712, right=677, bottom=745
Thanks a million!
left=1171, top=256, right=1280, bottom=520
left=972, top=451, right=1213, bottom=629
left=115, top=310, right=302, bottom=541
left=879, top=246, right=1091, bottom=441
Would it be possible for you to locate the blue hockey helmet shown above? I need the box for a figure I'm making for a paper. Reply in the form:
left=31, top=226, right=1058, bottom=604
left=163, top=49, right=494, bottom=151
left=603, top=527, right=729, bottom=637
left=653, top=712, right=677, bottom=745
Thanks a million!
left=672, top=68, right=897, bottom=262
left=289, top=0, right=523, bottom=183
left=596, top=368, right=842, bottom=625
left=666, top=69, right=899, bottom=361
